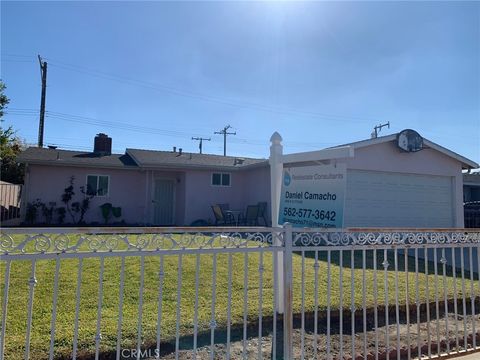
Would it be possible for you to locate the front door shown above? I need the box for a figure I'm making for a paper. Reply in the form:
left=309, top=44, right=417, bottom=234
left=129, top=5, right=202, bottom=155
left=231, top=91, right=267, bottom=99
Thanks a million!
left=153, top=179, right=175, bottom=225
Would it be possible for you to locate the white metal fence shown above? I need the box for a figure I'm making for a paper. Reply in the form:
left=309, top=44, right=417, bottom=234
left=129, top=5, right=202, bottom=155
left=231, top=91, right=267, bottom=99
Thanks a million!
left=0, top=226, right=479, bottom=360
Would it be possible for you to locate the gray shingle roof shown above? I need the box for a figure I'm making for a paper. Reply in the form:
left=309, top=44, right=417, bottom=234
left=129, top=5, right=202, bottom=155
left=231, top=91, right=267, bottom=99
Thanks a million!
left=126, top=148, right=266, bottom=170
left=17, top=147, right=138, bottom=168
left=17, top=147, right=267, bottom=170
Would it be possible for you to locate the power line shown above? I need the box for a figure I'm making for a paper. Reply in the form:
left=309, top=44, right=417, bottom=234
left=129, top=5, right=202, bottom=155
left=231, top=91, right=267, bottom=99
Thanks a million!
left=43, top=57, right=379, bottom=123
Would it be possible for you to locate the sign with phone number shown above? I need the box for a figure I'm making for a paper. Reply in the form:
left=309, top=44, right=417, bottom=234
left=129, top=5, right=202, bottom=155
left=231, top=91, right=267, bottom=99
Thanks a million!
left=278, top=164, right=346, bottom=228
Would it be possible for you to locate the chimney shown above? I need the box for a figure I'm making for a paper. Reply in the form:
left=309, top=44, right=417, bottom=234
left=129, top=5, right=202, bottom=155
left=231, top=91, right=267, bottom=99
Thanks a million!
left=173, top=146, right=177, bottom=153
left=94, top=133, right=112, bottom=155
left=178, top=148, right=183, bottom=155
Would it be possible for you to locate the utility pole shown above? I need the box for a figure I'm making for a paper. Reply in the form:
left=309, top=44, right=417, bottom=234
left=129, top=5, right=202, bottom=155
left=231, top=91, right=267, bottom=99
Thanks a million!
left=214, top=125, right=236, bottom=156
left=191, top=136, right=211, bottom=154
left=371, top=121, right=390, bottom=139
left=37, top=55, right=47, bottom=147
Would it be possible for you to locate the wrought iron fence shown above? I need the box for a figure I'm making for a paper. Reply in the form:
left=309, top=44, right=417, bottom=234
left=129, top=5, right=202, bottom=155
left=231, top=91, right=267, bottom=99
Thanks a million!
left=0, top=226, right=479, bottom=360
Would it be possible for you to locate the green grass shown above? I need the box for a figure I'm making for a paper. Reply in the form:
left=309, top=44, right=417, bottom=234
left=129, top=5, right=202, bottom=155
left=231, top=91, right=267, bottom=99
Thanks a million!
left=0, top=236, right=478, bottom=359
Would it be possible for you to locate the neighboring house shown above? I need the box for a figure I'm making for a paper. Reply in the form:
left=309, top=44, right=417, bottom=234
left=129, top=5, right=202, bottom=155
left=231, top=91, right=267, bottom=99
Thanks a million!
left=463, top=171, right=480, bottom=228
left=17, top=130, right=478, bottom=227
left=0, top=181, right=22, bottom=224
left=463, top=172, right=480, bottom=203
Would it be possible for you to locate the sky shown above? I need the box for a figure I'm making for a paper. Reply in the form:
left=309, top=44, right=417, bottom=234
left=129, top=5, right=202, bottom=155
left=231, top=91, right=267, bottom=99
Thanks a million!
left=1, top=1, right=479, bottom=163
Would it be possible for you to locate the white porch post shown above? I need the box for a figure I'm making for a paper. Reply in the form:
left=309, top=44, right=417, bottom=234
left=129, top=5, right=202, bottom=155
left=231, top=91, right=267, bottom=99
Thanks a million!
left=269, top=131, right=285, bottom=313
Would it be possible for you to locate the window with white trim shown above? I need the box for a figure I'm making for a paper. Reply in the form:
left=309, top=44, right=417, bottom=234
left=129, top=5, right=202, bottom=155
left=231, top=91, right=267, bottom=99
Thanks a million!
left=86, top=175, right=109, bottom=196
left=211, top=173, right=231, bottom=187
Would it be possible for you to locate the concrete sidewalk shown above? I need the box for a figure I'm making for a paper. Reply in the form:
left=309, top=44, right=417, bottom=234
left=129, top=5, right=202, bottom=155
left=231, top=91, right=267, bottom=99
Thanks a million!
left=437, top=350, right=480, bottom=359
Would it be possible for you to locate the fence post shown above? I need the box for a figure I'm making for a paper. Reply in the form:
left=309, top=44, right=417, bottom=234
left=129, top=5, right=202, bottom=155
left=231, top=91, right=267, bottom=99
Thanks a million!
left=283, top=223, right=293, bottom=359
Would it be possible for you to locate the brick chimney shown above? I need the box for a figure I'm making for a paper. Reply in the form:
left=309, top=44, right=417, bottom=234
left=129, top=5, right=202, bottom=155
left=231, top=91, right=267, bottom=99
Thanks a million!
left=93, top=133, right=112, bottom=155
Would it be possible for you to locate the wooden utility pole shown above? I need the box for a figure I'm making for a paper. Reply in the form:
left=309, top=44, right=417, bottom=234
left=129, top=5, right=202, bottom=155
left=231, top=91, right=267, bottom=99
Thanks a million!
left=214, top=125, right=236, bottom=156
left=191, top=137, right=211, bottom=154
left=37, top=55, right=47, bottom=147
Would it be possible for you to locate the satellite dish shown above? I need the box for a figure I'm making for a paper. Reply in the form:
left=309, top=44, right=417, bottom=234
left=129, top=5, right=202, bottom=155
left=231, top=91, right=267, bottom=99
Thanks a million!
left=396, top=129, right=423, bottom=152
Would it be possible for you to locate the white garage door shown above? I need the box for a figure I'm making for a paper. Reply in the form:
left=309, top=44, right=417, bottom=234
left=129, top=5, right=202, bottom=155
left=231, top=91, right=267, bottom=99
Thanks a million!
left=344, top=170, right=454, bottom=228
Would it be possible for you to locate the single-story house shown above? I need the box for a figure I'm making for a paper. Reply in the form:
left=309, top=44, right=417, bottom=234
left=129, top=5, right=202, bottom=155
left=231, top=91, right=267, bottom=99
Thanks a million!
left=18, top=134, right=270, bottom=226
left=464, top=172, right=480, bottom=203
left=17, top=130, right=478, bottom=227
left=463, top=172, right=480, bottom=228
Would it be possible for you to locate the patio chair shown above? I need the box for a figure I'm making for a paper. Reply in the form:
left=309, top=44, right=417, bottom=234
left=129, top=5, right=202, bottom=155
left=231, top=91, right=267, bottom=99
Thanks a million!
left=257, top=201, right=268, bottom=226
left=238, top=205, right=259, bottom=226
left=211, top=204, right=235, bottom=226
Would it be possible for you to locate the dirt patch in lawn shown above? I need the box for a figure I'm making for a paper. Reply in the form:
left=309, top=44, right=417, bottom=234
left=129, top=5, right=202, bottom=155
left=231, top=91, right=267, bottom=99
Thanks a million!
left=159, top=298, right=480, bottom=360
left=165, top=314, right=480, bottom=360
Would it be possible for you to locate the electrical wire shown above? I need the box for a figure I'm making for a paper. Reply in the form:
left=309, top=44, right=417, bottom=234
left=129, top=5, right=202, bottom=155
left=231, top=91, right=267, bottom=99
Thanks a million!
left=43, top=57, right=379, bottom=124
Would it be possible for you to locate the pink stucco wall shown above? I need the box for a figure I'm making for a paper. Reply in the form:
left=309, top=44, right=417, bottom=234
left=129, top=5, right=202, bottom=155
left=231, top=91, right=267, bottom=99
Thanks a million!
left=181, top=166, right=271, bottom=225
left=243, top=166, right=271, bottom=222
left=23, top=164, right=271, bottom=226
left=340, top=141, right=464, bottom=227
left=183, top=170, right=246, bottom=225
left=24, top=165, right=147, bottom=224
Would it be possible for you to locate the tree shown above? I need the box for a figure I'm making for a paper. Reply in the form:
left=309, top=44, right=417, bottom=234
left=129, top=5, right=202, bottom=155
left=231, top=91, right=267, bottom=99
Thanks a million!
left=0, top=81, right=9, bottom=118
left=1, top=80, right=25, bottom=184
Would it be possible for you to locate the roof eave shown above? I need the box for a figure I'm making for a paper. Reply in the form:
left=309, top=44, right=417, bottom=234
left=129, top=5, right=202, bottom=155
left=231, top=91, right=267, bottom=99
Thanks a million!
left=138, top=162, right=267, bottom=172
left=423, top=140, right=479, bottom=169
left=344, top=135, right=478, bottom=170
left=19, top=159, right=140, bottom=170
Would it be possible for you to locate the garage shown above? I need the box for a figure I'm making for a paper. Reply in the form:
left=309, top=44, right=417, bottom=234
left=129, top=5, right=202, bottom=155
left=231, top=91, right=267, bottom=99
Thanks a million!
left=344, top=170, right=454, bottom=228
left=272, top=129, right=477, bottom=228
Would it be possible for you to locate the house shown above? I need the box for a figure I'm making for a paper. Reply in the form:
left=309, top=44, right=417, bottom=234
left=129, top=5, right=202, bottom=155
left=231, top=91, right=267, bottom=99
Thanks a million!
left=17, top=130, right=478, bottom=227
left=18, top=134, right=270, bottom=226
left=464, top=172, right=480, bottom=203
left=0, top=181, right=22, bottom=225
left=463, top=171, right=480, bottom=227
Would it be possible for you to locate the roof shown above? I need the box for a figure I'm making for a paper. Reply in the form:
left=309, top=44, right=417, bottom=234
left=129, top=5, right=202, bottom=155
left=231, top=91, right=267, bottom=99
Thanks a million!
left=328, top=133, right=479, bottom=170
left=126, top=148, right=267, bottom=170
left=17, top=147, right=139, bottom=169
left=17, top=147, right=267, bottom=171
left=464, top=172, right=480, bottom=186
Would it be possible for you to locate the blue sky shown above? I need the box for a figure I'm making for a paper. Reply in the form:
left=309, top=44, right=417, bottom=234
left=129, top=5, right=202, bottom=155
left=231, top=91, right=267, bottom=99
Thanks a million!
left=1, top=1, right=479, bottom=163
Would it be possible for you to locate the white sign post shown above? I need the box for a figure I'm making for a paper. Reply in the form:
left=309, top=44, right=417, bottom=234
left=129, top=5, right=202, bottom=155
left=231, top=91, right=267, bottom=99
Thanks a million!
left=269, top=132, right=353, bottom=313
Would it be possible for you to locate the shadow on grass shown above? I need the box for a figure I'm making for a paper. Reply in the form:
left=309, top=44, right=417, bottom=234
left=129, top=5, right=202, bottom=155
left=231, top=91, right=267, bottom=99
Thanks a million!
left=297, top=248, right=480, bottom=280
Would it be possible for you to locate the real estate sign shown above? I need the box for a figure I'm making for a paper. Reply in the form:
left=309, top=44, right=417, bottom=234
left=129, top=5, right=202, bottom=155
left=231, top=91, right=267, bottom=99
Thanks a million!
left=278, top=164, right=347, bottom=228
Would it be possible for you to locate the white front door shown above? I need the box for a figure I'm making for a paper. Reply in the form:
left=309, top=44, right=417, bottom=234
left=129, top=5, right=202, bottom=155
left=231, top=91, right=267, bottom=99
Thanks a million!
left=153, top=179, right=175, bottom=225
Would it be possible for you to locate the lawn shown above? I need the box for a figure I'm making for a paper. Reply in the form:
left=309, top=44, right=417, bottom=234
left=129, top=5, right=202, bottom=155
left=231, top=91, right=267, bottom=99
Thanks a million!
left=0, top=235, right=478, bottom=359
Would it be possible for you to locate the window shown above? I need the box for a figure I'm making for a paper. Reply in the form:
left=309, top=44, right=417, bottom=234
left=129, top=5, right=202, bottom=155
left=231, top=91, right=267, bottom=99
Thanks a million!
left=86, top=175, right=109, bottom=196
left=211, top=173, right=230, bottom=187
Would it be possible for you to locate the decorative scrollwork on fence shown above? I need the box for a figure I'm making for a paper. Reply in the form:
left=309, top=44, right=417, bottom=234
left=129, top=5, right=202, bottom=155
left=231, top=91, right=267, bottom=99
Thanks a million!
left=0, top=230, right=282, bottom=255
left=292, top=231, right=480, bottom=247
left=2, top=229, right=478, bottom=255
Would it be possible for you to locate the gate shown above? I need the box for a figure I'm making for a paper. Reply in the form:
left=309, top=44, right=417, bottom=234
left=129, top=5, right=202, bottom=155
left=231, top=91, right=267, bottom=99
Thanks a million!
left=0, top=226, right=479, bottom=359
